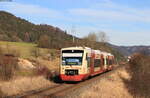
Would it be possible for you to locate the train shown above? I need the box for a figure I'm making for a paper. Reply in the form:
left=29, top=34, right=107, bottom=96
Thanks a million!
left=60, top=47, right=115, bottom=81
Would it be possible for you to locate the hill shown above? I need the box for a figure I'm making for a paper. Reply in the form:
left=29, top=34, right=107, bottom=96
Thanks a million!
left=0, top=11, right=74, bottom=48
left=0, top=11, right=125, bottom=60
left=110, top=44, right=150, bottom=56
left=121, top=46, right=150, bottom=56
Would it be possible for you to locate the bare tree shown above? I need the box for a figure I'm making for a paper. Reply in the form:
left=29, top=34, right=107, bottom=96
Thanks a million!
left=96, top=31, right=109, bottom=43
left=82, top=31, right=109, bottom=48
left=84, top=31, right=108, bottom=43
left=85, top=32, right=97, bottom=42
left=24, top=32, right=30, bottom=42
left=82, top=32, right=97, bottom=48
left=38, top=35, right=50, bottom=48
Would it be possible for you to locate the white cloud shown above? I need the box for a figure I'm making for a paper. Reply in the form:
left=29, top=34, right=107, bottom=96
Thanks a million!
left=110, top=31, right=150, bottom=46
left=0, top=2, right=62, bottom=18
left=68, top=1, right=150, bottom=23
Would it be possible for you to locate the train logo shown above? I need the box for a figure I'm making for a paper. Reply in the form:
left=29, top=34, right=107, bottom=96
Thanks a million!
left=60, top=47, right=115, bottom=81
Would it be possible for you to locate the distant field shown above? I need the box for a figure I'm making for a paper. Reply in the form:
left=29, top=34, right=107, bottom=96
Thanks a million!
left=0, top=41, right=37, bottom=47
left=0, top=41, right=55, bottom=58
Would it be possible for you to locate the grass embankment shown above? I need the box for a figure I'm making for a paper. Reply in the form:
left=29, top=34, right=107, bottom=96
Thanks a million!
left=0, top=41, right=60, bottom=96
left=79, top=67, right=132, bottom=98
left=0, top=41, right=60, bottom=72
left=0, top=76, right=56, bottom=96
left=0, top=41, right=36, bottom=58
left=79, top=54, right=150, bottom=98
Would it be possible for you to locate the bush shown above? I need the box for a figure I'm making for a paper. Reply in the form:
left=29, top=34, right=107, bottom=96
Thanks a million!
left=123, top=53, right=150, bottom=98
left=0, top=54, right=18, bottom=81
left=35, top=65, right=58, bottom=81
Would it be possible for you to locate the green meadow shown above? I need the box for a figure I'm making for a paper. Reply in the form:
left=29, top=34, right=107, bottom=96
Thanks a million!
left=0, top=41, right=52, bottom=58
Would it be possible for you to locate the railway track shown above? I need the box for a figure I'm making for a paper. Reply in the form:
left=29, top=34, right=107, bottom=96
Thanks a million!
left=6, top=84, right=63, bottom=98
left=7, top=65, right=125, bottom=98
left=28, top=83, right=76, bottom=98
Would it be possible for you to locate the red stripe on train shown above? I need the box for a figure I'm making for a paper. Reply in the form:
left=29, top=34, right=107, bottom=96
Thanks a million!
left=60, top=74, right=89, bottom=81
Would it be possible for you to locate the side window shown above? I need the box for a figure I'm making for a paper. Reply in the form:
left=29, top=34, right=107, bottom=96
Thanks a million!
left=94, top=59, right=101, bottom=67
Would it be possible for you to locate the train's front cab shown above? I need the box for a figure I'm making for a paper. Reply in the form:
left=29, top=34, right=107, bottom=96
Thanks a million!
left=60, top=47, right=91, bottom=81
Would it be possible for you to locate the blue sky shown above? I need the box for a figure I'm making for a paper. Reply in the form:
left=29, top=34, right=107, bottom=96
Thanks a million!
left=0, top=0, right=150, bottom=46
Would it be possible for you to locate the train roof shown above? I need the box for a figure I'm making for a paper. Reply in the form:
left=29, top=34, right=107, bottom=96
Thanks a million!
left=61, top=47, right=114, bottom=56
left=61, top=46, right=91, bottom=50
left=101, top=51, right=113, bottom=56
left=94, top=50, right=101, bottom=54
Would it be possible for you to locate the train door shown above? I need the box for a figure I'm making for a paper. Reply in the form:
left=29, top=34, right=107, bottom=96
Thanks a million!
left=101, top=55, right=105, bottom=71
left=94, top=54, right=101, bottom=72
left=106, top=56, right=109, bottom=70
left=86, top=53, right=91, bottom=74
left=103, top=55, right=107, bottom=70
left=108, top=56, right=113, bottom=70
left=90, top=52, right=94, bottom=74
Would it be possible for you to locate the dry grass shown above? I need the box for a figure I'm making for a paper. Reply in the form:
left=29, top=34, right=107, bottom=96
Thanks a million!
left=79, top=67, right=132, bottom=98
left=14, top=58, right=59, bottom=78
left=0, top=41, right=60, bottom=96
left=0, top=57, right=60, bottom=96
left=0, top=76, right=55, bottom=96
left=33, top=58, right=60, bottom=80
left=0, top=41, right=36, bottom=58
left=34, top=58, right=60, bottom=70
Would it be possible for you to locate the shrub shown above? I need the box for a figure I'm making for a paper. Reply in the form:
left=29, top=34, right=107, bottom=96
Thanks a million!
left=0, top=54, right=18, bottom=81
left=123, top=53, right=150, bottom=98
left=35, top=65, right=58, bottom=81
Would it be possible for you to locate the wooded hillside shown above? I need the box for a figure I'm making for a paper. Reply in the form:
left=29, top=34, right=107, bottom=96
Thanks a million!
left=0, top=11, right=74, bottom=48
left=0, top=11, right=124, bottom=60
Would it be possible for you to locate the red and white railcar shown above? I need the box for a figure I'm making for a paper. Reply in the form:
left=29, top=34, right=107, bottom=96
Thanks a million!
left=60, top=47, right=115, bottom=81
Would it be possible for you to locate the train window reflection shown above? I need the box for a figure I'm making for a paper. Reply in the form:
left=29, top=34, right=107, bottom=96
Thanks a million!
left=62, top=57, right=82, bottom=65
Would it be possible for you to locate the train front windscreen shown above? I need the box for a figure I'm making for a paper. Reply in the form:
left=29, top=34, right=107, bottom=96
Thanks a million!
left=62, top=50, right=83, bottom=66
